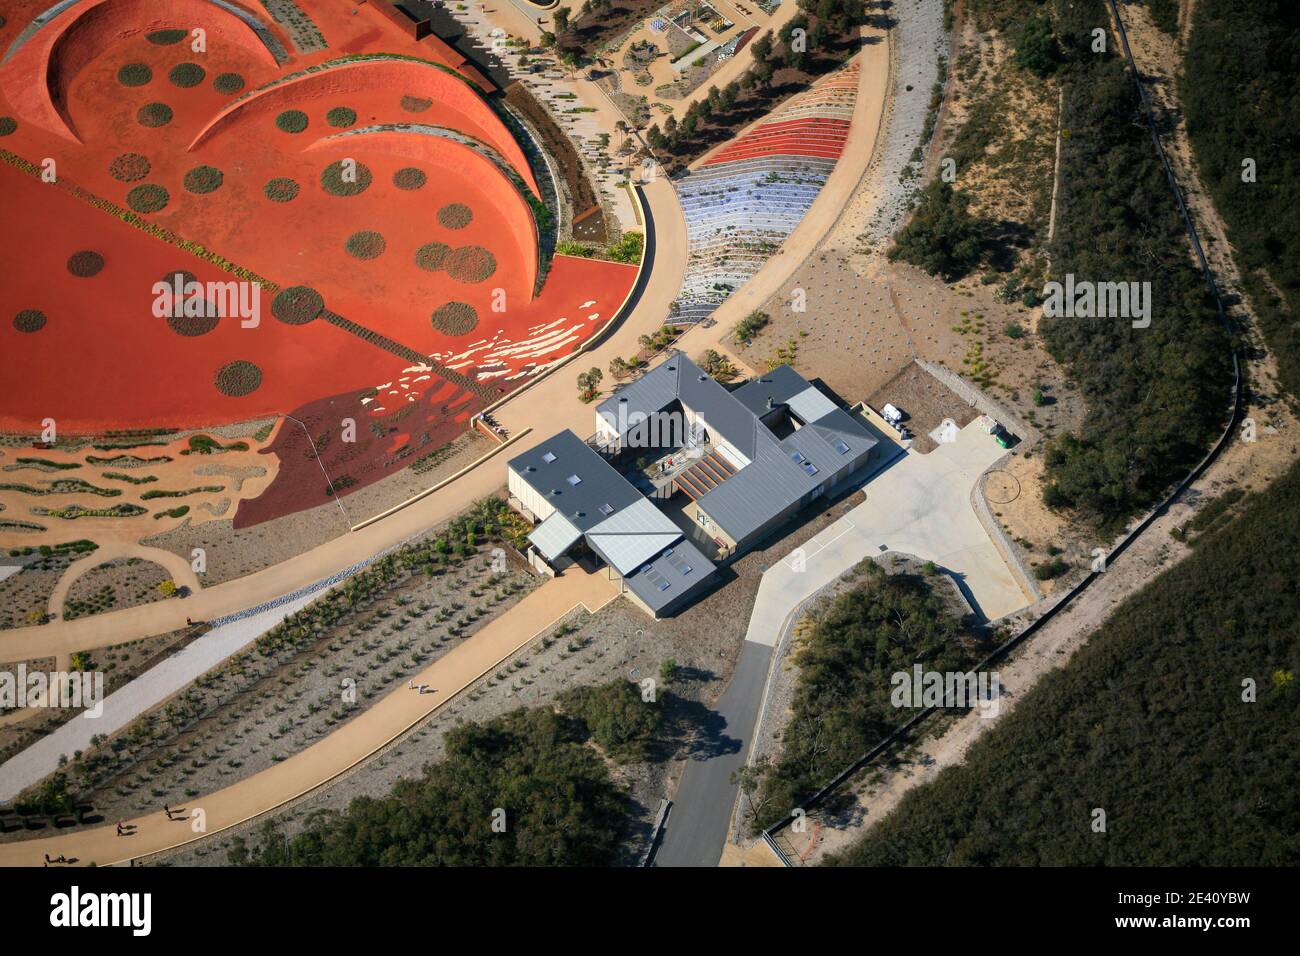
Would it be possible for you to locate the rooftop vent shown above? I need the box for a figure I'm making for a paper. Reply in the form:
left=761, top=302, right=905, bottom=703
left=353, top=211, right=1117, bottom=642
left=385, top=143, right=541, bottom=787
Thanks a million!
left=766, top=396, right=774, bottom=410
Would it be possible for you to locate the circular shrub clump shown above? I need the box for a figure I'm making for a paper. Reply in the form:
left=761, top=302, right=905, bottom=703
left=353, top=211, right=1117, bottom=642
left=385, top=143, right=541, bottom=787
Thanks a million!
left=14, top=310, right=47, bottom=333
left=67, top=251, right=105, bottom=278
left=430, top=302, right=478, bottom=337
left=443, top=245, right=497, bottom=283
left=264, top=177, right=300, bottom=203
left=147, top=29, right=188, bottom=45
left=400, top=95, right=433, bottom=113
left=393, top=167, right=427, bottom=191
left=109, top=152, right=151, bottom=182
left=345, top=230, right=386, bottom=260
left=159, top=269, right=198, bottom=289
left=126, top=183, right=170, bottom=213
left=326, top=107, right=357, bottom=128
left=183, top=165, right=224, bottom=194
left=437, top=203, right=474, bottom=230
left=117, top=63, right=152, bottom=87
left=213, top=72, right=245, bottom=94
left=214, top=361, right=262, bottom=397
left=414, top=242, right=449, bottom=272
left=168, top=63, right=205, bottom=88
left=0, top=117, right=15, bottom=137
left=276, top=109, right=309, bottom=133
left=136, top=103, right=173, bottom=128
left=167, top=304, right=219, bottom=337
left=271, top=286, right=325, bottom=325
left=320, top=160, right=372, bottom=197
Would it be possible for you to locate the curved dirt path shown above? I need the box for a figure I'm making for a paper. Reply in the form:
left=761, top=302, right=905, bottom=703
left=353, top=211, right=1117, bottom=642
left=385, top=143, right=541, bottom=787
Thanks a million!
left=0, top=568, right=616, bottom=866
left=46, top=543, right=201, bottom=621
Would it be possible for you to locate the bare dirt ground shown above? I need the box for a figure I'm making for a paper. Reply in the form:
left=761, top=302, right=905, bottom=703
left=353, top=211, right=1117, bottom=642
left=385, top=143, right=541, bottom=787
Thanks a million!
left=866, top=362, right=980, bottom=453
left=141, top=431, right=492, bottom=586
left=61, top=558, right=171, bottom=621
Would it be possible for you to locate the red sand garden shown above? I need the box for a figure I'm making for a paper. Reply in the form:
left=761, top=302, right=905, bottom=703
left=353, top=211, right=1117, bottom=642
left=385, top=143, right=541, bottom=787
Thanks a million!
left=0, top=0, right=639, bottom=521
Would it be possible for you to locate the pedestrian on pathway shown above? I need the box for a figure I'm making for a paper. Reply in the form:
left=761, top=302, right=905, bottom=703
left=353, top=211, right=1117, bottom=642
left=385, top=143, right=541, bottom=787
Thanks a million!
left=163, top=803, right=171, bottom=820
left=116, top=821, right=125, bottom=836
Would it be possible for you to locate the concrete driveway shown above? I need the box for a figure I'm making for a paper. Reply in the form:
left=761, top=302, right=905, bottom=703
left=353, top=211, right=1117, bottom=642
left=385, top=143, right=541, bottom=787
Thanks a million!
left=749, top=421, right=1031, bottom=648
left=654, top=421, right=1030, bottom=865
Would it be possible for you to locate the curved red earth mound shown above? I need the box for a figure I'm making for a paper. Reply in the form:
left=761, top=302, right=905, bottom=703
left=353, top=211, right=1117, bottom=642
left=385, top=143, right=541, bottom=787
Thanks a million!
left=0, top=0, right=639, bottom=442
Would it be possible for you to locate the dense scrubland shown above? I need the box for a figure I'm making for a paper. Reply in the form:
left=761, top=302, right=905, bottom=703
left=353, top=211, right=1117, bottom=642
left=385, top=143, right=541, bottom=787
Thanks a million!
left=892, top=0, right=1233, bottom=530
left=828, top=456, right=1300, bottom=865
left=1183, top=0, right=1300, bottom=401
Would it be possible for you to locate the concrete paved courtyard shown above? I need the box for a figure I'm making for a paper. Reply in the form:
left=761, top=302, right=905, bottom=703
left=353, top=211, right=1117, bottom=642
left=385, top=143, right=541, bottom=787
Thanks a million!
left=749, top=421, right=1031, bottom=648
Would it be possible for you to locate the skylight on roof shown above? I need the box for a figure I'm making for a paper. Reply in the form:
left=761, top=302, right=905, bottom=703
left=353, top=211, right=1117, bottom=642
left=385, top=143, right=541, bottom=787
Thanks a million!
left=566, top=474, right=582, bottom=486
left=834, top=440, right=851, bottom=455
left=681, top=563, right=692, bottom=574
left=599, top=503, right=615, bottom=516
left=803, top=462, right=819, bottom=476
left=657, top=580, right=671, bottom=592
left=790, top=451, right=806, bottom=463
left=542, top=451, right=557, bottom=463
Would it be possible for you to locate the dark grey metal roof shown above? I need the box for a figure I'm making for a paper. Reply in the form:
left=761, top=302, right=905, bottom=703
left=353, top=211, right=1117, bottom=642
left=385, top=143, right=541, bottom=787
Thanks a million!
left=508, top=430, right=643, bottom=532
left=586, top=353, right=878, bottom=547
left=695, top=409, right=876, bottom=543
left=731, top=365, right=810, bottom=418
left=596, top=351, right=762, bottom=459
left=623, top=539, right=717, bottom=613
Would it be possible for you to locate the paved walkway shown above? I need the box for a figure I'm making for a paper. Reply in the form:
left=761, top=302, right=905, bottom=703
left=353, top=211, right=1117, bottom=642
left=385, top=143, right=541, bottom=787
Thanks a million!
left=0, top=568, right=617, bottom=866
left=750, top=424, right=1032, bottom=640
left=0, top=575, right=341, bottom=803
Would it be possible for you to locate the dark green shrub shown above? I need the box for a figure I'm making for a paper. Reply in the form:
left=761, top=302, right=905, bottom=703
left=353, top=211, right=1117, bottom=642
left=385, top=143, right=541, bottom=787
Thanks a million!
left=117, top=63, right=152, bottom=87
left=263, top=177, right=299, bottom=202
left=136, top=103, right=173, bottom=127
left=213, top=72, right=245, bottom=94
left=345, top=231, right=386, bottom=260
left=109, top=152, right=151, bottom=182
left=275, top=109, right=309, bottom=133
left=393, top=167, right=427, bottom=190
left=430, top=302, right=478, bottom=336
left=319, top=159, right=372, bottom=196
left=182, top=165, right=224, bottom=194
left=126, top=183, right=170, bottom=213
left=168, top=63, right=205, bottom=88
left=326, top=107, right=357, bottom=128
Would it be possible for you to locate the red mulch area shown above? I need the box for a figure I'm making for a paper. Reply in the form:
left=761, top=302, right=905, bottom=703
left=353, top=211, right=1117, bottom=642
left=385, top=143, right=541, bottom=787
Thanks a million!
left=0, top=3, right=639, bottom=441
